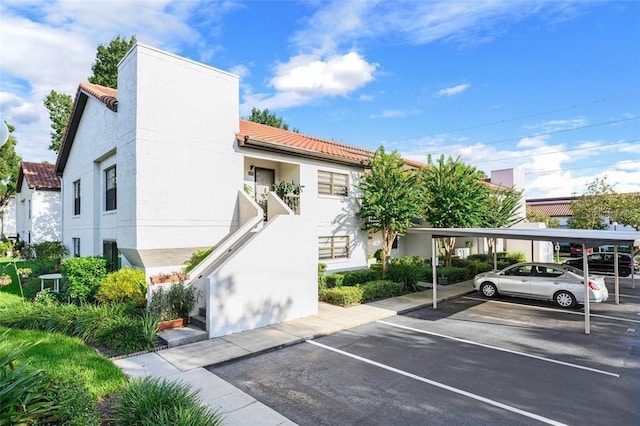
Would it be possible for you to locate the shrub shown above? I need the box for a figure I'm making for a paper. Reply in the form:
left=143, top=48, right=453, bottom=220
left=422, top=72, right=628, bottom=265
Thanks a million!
left=467, top=253, right=490, bottom=262
left=184, top=248, right=214, bottom=273
left=318, top=263, right=327, bottom=295
left=341, top=269, right=379, bottom=286
left=30, top=241, right=69, bottom=262
left=96, top=267, right=147, bottom=305
left=33, top=288, right=62, bottom=306
left=465, top=260, right=492, bottom=276
left=321, top=286, right=364, bottom=306
left=496, top=251, right=526, bottom=265
left=0, top=238, right=14, bottom=257
left=112, top=376, right=223, bottom=426
left=390, top=256, right=425, bottom=267
left=324, top=274, right=344, bottom=288
left=361, top=280, right=404, bottom=302
left=386, top=264, right=423, bottom=291
left=148, top=282, right=199, bottom=321
left=373, top=249, right=384, bottom=262
left=436, top=266, right=468, bottom=283
left=60, top=256, right=108, bottom=303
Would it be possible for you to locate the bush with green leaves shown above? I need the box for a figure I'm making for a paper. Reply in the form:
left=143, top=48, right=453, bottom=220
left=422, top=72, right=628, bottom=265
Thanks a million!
left=33, top=288, right=63, bottom=306
left=96, top=267, right=147, bottom=305
left=341, top=269, right=379, bottom=286
left=496, top=251, right=526, bottom=265
left=0, top=238, right=14, bottom=256
left=390, top=256, right=425, bottom=267
left=60, top=256, right=108, bottom=303
left=184, top=248, right=214, bottom=273
left=324, top=274, right=344, bottom=288
left=386, top=264, right=424, bottom=291
left=0, top=331, right=60, bottom=425
left=361, top=280, right=404, bottom=302
left=112, top=376, right=223, bottom=426
left=30, top=240, right=69, bottom=262
left=320, top=285, right=364, bottom=306
left=148, top=282, right=199, bottom=321
left=467, top=253, right=490, bottom=262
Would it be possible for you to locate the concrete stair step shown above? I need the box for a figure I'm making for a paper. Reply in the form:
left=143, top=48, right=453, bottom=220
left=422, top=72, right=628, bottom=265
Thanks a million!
left=190, top=314, right=206, bottom=331
left=157, top=325, right=208, bottom=348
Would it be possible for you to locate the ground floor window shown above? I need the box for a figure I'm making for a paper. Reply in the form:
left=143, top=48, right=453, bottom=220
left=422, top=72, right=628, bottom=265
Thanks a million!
left=319, top=236, right=349, bottom=260
left=73, top=238, right=80, bottom=257
left=103, top=240, right=120, bottom=271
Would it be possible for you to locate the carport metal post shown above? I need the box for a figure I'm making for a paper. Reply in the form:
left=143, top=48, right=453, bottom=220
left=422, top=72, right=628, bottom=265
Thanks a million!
left=614, top=246, right=619, bottom=305
left=432, top=237, right=438, bottom=309
left=583, top=244, right=590, bottom=335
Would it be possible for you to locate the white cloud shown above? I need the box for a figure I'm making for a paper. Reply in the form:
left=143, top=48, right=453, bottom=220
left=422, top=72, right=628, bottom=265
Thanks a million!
left=369, top=109, right=420, bottom=119
left=436, top=83, right=471, bottom=96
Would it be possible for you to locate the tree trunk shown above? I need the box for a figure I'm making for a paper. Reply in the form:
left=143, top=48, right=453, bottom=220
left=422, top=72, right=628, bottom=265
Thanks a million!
left=381, top=228, right=397, bottom=279
left=442, top=237, right=456, bottom=266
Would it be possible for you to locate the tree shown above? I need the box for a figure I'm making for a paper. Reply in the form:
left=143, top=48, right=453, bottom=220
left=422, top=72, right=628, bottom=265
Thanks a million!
left=480, top=186, right=524, bottom=258
left=248, top=108, right=298, bottom=131
left=43, top=90, right=73, bottom=152
left=420, top=155, right=488, bottom=266
left=357, top=147, right=424, bottom=278
left=88, top=35, right=137, bottom=89
left=44, top=35, right=136, bottom=152
left=568, top=177, right=615, bottom=230
left=0, top=122, right=22, bottom=211
left=526, top=207, right=560, bottom=229
left=610, top=192, right=640, bottom=231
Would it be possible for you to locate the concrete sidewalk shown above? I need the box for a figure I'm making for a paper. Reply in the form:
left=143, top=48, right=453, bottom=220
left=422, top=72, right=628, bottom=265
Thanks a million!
left=114, top=280, right=474, bottom=425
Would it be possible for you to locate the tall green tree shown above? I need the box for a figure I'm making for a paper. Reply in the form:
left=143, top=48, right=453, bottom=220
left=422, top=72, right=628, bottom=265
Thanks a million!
left=248, top=108, right=298, bottom=132
left=0, top=122, right=22, bottom=211
left=43, top=90, right=73, bottom=152
left=420, top=155, right=488, bottom=266
left=526, top=207, right=560, bottom=229
left=480, top=185, right=524, bottom=258
left=44, top=35, right=136, bottom=152
left=568, top=177, right=615, bottom=230
left=610, top=192, right=640, bottom=231
left=88, top=35, right=137, bottom=89
left=357, top=147, right=424, bottom=277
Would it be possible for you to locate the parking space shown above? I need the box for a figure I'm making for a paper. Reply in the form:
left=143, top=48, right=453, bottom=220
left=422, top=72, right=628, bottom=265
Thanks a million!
left=210, top=279, right=640, bottom=425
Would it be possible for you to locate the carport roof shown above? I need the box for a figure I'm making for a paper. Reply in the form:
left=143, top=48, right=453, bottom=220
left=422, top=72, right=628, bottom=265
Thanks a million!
left=406, top=227, right=639, bottom=247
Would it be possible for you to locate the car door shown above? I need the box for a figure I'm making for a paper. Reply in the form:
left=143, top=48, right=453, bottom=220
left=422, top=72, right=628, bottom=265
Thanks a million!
left=588, top=253, right=606, bottom=273
left=497, top=264, right=532, bottom=295
left=530, top=265, right=565, bottom=299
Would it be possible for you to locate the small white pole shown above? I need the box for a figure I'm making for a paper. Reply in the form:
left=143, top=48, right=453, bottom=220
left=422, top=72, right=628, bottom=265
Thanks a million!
left=583, top=244, right=590, bottom=335
left=432, top=238, right=438, bottom=310
left=614, top=246, right=619, bottom=305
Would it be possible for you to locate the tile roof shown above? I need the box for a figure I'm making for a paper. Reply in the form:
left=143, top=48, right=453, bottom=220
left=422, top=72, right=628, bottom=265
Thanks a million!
left=527, top=203, right=572, bottom=217
left=18, top=162, right=60, bottom=191
left=78, top=82, right=118, bottom=111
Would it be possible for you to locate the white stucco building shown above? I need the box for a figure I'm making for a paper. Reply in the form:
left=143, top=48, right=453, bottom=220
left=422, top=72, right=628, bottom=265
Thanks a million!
left=1, top=196, right=16, bottom=239
left=15, top=162, right=61, bottom=245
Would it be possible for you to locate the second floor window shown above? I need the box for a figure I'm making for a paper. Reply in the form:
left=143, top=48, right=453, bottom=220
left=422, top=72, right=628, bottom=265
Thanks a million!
left=105, top=166, right=117, bottom=211
left=73, top=180, right=81, bottom=215
left=318, top=170, right=348, bottom=196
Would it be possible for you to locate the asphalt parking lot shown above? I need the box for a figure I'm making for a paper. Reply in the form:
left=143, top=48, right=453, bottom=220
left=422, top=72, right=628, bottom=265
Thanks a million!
left=210, top=277, right=640, bottom=425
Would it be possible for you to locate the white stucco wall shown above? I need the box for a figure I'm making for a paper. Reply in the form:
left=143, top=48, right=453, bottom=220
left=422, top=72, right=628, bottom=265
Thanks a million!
left=117, top=44, right=242, bottom=268
left=16, top=177, right=61, bottom=244
left=1, top=197, right=16, bottom=237
left=207, top=214, right=317, bottom=337
left=240, top=151, right=368, bottom=273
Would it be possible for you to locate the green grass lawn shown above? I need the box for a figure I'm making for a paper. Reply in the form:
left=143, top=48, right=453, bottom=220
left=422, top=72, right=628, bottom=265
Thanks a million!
left=0, top=258, right=55, bottom=299
left=1, top=326, right=126, bottom=398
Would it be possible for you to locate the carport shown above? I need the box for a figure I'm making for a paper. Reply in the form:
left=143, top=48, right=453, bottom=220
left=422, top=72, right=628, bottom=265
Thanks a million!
left=407, top=227, right=639, bottom=334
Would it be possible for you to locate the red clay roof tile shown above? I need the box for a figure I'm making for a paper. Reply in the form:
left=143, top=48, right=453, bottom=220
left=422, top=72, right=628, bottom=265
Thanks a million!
left=18, top=162, right=60, bottom=191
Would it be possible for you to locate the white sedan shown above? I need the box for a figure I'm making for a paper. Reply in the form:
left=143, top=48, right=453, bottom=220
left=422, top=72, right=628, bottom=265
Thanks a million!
left=473, top=262, right=608, bottom=308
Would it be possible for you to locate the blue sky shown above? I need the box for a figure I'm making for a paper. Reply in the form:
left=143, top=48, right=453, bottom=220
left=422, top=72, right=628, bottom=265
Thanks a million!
left=1, top=0, right=638, bottom=199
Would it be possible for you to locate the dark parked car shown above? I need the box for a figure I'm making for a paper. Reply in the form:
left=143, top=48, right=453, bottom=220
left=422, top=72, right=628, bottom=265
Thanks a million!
left=564, top=252, right=639, bottom=277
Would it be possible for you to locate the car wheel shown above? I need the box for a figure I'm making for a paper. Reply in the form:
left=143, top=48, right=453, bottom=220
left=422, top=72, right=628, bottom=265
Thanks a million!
left=554, top=291, right=576, bottom=308
left=620, top=267, right=631, bottom=277
left=480, top=282, right=498, bottom=298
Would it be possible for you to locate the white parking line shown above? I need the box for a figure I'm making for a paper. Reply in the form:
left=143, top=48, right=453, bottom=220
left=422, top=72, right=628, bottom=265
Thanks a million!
left=377, top=320, right=619, bottom=377
left=464, top=296, right=640, bottom=324
left=307, top=340, right=567, bottom=426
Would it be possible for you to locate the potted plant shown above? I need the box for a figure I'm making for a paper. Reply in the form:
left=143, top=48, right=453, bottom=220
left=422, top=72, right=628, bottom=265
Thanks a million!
left=148, top=282, right=200, bottom=330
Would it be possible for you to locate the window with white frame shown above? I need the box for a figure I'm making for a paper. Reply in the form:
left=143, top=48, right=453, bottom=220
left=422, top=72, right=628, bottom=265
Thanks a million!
left=105, top=166, right=117, bottom=211
left=318, top=236, right=349, bottom=260
left=72, top=238, right=80, bottom=257
left=318, top=170, right=348, bottom=196
left=73, top=180, right=81, bottom=215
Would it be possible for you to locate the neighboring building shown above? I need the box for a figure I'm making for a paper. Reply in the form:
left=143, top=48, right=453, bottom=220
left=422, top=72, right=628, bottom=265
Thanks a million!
left=15, top=162, right=61, bottom=245
left=527, top=196, right=637, bottom=231
left=1, top=196, right=16, bottom=239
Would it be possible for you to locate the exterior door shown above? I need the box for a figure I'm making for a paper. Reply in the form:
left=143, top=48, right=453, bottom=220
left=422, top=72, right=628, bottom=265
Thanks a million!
left=254, top=168, right=275, bottom=216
